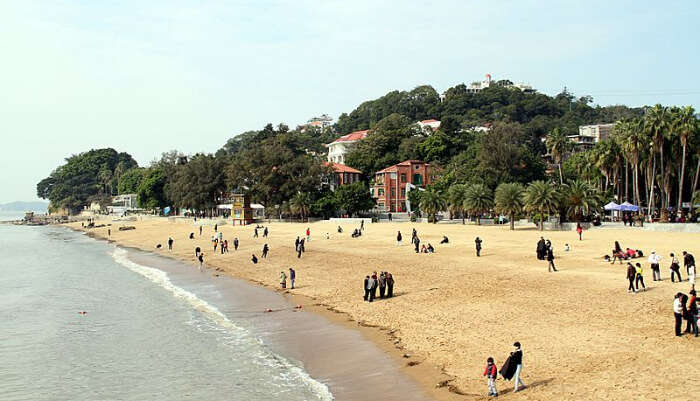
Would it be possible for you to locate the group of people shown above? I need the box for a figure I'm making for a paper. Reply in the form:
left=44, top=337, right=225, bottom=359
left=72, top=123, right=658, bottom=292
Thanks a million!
left=673, top=290, right=698, bottom=337
left=363, top=271, right=395, bottom=302
left=279, top=267, right=296, bottom=289
left=535, top=237, right=557, bottom=272
left=483, top=342, right=527, bottom=397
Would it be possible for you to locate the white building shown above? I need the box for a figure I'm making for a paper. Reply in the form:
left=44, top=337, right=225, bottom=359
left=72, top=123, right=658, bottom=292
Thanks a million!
left=569, top=123, right=614, bottom=149
left=325, top=130, right=368, bottom=164
left=417, top=119, right=441, bottom=131
left=462, top=74, right=536, bottom=94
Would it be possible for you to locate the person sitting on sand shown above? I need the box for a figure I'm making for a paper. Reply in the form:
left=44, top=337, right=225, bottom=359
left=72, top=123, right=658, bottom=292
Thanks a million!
left=440, top=236, right=449, bottom=244
left=279, top=271, right=287, bottom=289
left=626, top=248, right=636, bottom=258
left=636, top=249, right=644, bottom=258
left=337, top=226, right=343, bottom=233
left=564, top=243, right=570, bottom=252
left=421, top=244, right=428, bottom=253
left=427, top=243, right=435, bottom=253
left=604, top=255, right=611, bottom=262
left=156, top=244, right=162, bottom=249
left=251, top=254, right=258, bottom=264
left=325, top=232, right=329, bottom=239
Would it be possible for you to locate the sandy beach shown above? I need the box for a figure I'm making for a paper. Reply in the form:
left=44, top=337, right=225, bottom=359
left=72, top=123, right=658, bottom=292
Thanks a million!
left=72, top=218, right=700, bottom=400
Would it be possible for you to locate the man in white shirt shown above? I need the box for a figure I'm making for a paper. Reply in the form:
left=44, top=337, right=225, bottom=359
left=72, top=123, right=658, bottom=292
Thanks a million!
left=674, top=293, right=684, bottom=337
left=649, top=251, right=662, bottom=281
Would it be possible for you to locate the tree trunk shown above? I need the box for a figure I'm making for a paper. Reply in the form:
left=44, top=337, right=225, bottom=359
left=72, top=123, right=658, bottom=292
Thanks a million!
left=625, top=161, right=629, bottom=202
left=649, top=156, right=657, bottom=217
left=693, top=157, right=700, bottom=199
left=539, top=215, right=544, bottom=231
left=558, top=163, right=563, bottom=185
left=678, top=143, right=687, bottom=212
left=476, top=215, right=481, bottom=225
left=509, top=212, right=515, bottom=230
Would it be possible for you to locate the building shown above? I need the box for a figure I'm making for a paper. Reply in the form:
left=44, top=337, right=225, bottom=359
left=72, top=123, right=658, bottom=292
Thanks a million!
left=324, top=162, right=362, bottom=190
left=459, top=74, right=536, bottom=95
left=372, top=160, right=431, bottom=212
left=569, top=124, right=614, bottom=150
left=325, top=129, right=369, bottom=164
left=302, top=114, right=334, bottom=131
left=417, top=119, right=441, bottom=131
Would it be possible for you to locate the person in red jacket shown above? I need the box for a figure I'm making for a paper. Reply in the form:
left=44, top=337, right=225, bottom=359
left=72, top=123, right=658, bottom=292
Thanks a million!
left=483, top=357, right=498, bottom=397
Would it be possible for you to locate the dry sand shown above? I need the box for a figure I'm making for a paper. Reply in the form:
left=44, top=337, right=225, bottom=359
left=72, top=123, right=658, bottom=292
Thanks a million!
left=72, top=218, right=700, bottom=400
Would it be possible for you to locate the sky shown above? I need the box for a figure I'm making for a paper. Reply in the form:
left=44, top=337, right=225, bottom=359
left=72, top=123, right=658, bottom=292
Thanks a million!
left=1, top=0, right=699, bottom=203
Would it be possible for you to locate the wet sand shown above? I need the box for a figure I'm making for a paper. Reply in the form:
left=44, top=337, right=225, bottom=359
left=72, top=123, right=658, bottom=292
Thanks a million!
left=72, top=218, right=700, bottom=400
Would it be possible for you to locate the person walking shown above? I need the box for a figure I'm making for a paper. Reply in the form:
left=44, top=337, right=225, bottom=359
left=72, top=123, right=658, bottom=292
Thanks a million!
left=168, top=237, right=173, bottom=251
left=360, top=220, right=364, bottom=231
left=547, top=246, right=557, bottom=272
left=378, top=272, right=387, bottom=298
left=253, top=227, right=259, bottom=238
left=483, top=357, right=499, bottom=397
left=635, top=263, right=646, bottom=291
left=674, top=293, right=684, bottom=336
left=289, top=268, right=295, bottom=289
left=279, top=271, right=287, bottom=289
left=297, top=242, right=303, bottom=259
left=411, top=228, right=417, bottom=245
left=306, top=227, right=311, bottom=242
left=199, top=225, right=202, bottom=236
left=220, top=239, right=225, bottom=254
left=233, top=237, right=239, bottom=251
left=214, top=224, right=218, bottom=232
left=627, top=263, right=637, bottom=293
left=475, top=237, right=483, bottom=257
left=649, top=251, right=662, bottom=281
left=263, top=227, right=268, bottom=238
left=261, top=244, right=269, bottom=258
left=670, top=253, right=682, bottom=282
left=388, top=212, right=392, bottom=222
left=511, top=342, right=526, bottom=392
left=576, top=223, right=583, bottom=241
left=396, top=231, right=402, bottom=246
left=198, top=253, right=204, bottom=271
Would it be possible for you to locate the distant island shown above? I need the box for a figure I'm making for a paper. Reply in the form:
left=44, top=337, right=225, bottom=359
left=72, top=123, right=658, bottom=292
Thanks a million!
left=0, top=201, right=49, bottom=212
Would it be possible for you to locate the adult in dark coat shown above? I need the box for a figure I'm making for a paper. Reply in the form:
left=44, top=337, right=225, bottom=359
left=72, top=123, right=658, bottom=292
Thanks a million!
left=475, top=237, right=483, bottom=257
left=363, top=276, right=370, bottom=301
left=536, top=238, right=546, bottom=260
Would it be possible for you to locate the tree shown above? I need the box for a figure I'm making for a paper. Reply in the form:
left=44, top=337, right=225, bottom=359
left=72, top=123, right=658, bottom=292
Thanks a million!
left=463, top=183, right=493, bottom=225
left=137, top=168, right=168, bottom=210
left=561, top=180, right=600, bottom=222
left=494, top=183, right=525, bottom=230
left=289, top=192, right=312, bottom=221
left=419, top=188, right=446, bottom=223
left=117, top=168, right=145, bottom=194
left=446, top=183, right=468, bottom=223
left=674, top=106, right=697, bottom=211
left=546, top=127, right=572, bottom=184
left=168, top=154, right=227, bottom=213
left=524, top=180, right=559, bottom=230
left=335, top=182, right=375, bottom=217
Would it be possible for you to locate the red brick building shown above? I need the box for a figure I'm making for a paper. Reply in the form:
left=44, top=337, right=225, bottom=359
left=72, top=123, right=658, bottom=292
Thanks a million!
left=324, top=162, right=362, bottom=190
left=372, top=160, right=431, bottom=212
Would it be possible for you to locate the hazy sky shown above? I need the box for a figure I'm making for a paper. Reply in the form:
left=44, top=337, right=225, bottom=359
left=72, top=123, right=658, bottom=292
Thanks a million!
left=1, top=0, right=698, bottom=203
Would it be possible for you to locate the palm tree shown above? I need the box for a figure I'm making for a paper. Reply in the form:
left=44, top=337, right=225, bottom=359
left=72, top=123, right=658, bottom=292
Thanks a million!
left=494, top=182, right=525, bottom=230
left=446, top=184, right=467, bottom=223
left=562, top=180, right=600, bottom=222
left=524, top=180, right=559, bottom=230
left=546, top=127, right=572, bottom=184
left=419, top=188, right=446, bottom=223
left=645, top=104, right=669, bottom=216
left=463, top=183, right=493, bottom=225
left=674, top=106, right=697, bottom=211
left=289, top=192, right=311, bottom=222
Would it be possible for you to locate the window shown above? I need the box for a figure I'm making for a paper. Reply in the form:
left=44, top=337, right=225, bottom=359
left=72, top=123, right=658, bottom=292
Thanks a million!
left=391, top=188, right=396, bottom=197
left=414, top=165, right=419, bottom=170
left=378, top=188, right=385, bottom=196
left=400, top=173, right=406, bottom=183
left=401, top=188, right=406, bottom=197
left=400, top=201, right=406, bottom=211
left=389, top=172, right=397, bottom=179
left=413, top=174, right=423, bottom=186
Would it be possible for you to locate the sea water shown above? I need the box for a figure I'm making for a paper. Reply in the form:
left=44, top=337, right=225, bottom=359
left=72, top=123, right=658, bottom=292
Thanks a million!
left=0, top=225, right=332, bottom=401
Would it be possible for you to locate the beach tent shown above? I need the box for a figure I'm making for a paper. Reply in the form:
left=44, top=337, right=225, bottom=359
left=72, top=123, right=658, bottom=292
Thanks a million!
left=603, top=202, right=621, bottom=211
left=619, top=202, right=639, bottom=212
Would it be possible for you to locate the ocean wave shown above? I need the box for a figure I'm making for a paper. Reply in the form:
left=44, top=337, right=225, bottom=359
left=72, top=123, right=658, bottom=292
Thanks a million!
left=111, top=247, right=334, bottom=401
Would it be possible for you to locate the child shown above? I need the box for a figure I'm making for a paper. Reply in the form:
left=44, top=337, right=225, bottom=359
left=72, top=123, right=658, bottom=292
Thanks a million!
left=483, top=357, right=498, bottom=397
left=564, top=243, right=570, bottom=252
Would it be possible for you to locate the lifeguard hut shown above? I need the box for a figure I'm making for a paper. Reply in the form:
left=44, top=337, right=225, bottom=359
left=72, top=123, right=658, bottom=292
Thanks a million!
left=226, top=193, right=253, bottom=225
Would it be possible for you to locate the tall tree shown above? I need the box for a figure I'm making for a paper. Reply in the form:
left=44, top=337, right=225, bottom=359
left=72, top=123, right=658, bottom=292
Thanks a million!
left=463, top=183, right=493, bottom=225
left=524, top=180, right=559, bottom=230
left=419, top=188, right=446, bottom=223
left=673, top=106, right=697, bottom=211
left=546, top=127, right=572, bottom=184
left=494, top=182, right=525, bottom=230
left=562, top=180, right=600, bottom=222
left=446, top=183, right=468, bottom=223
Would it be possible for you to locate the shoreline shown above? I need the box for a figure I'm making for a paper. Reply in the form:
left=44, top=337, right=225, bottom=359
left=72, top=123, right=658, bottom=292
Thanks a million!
left=70, top=224, right=461, bottom=401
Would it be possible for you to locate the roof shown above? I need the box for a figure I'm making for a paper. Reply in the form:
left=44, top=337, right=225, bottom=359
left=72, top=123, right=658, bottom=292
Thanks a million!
left=328, top=130, right=369, bottom=144
left=324, top=162, right=362, bottom=174
left=376, top=160, right=429, bottom=174
left=419, top=119, right=440, bottom=124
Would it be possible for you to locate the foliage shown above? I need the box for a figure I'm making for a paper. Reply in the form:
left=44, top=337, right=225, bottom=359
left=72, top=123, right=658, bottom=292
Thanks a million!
left=117, top=168, right=145, bottom=195
left=463, top=183, right=493, bottom=225
left=418, top=188, right=446, bottom=223
left=289, top=192, right=312, bottom=221
left=335, top=182, right=375, bottom=216
left=36, top=148, right=138, bottom=213
left=494, top=182, right=525, bottom=230
left=167, top=154, right=227, bottom=211
left=524, top=180, right=560, bottom=230
left=137, top=168, right=168, bottom=209
left=446, top=183, right=468, bottom=222
left=561, top=180, right=601, bottom=222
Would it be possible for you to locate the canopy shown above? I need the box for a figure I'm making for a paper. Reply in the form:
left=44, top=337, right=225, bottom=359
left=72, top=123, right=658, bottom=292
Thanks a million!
left=603, top=201, right=620, bottom=211
left=619, top=202, right=639, bottom=212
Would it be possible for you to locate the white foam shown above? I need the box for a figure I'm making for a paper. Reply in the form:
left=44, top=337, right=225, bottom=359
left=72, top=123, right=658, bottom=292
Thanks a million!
left=111, top=247, right=334, bottom=401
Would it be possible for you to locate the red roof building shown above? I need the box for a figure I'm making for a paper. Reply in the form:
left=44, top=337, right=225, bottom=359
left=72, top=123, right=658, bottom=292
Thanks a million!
left=324, top=162, right=362, bottom=190
left=372, top=160, right=431, bottom=212
left=326, top=130, right=369, bottom=164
